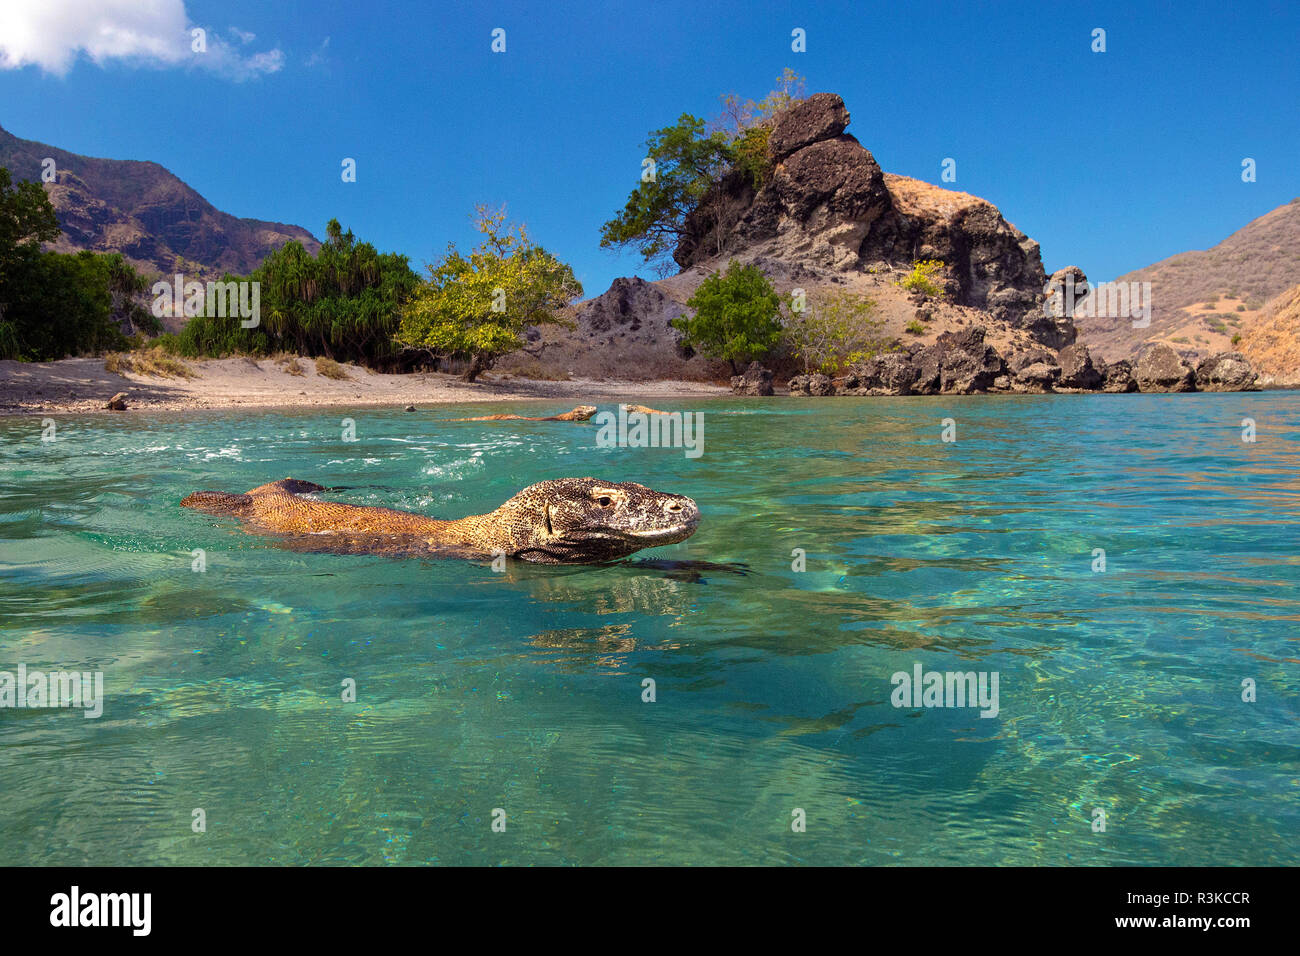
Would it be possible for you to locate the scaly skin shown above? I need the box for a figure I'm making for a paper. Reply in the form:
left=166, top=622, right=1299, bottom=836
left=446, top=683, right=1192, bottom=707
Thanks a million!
left=181, top=477, right=700, bottom=564
left=444, top=405, right=597, bottom=423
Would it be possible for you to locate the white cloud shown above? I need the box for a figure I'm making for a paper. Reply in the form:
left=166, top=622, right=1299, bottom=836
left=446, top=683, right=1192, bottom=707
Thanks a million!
left=305, top=36, right=330, bottom=68
left=0, top=0, right=282, bottom=80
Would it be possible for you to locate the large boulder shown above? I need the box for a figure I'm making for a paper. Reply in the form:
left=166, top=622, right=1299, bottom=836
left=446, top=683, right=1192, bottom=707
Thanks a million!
left=1134, top=343, right=1196, bottom=392
left=766, top=92, right=851, bottom=161
left=1006, top=348, right=1058, bottom=374
left=1195, top=352, right=1259, bottom=392
left=105, top=392, right=128, bottom=411
left=1057, top=342, right=1104, bottom=390
left=918, top=326, right=1007, bottom=394
left=1101, top=359, right=1138, bottom=393
left=846, top=351, right=920, bottom=395
left=1004, top=347, right=1060, bottom=392
left=788, top=373, right=836, bottom=396
left=730, top=361, right=775, bottom=395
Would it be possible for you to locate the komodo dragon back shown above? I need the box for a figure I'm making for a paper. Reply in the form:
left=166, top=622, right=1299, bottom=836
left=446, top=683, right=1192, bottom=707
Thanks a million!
left=181, top=476, right=700, bottom=564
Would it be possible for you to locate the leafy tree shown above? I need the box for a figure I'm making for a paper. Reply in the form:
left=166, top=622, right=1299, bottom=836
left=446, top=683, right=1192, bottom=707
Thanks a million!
left=671, top=260, right=784, bottom=374
left=603, top=73, right=809, bottom=270
left=784, top=290, right=884, bottom=374
left=0, top=165, right=60, bottom=286
left=1, top=248, right=123, bottom=359
left=398, top=206, right=583, bottom=381
left=0, top=167, right=130, bottom=359
left=599, top=114, right=734, bottom=271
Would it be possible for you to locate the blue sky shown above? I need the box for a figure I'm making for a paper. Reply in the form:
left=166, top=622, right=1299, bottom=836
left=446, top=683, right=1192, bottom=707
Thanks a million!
left=1, top=0, right=1296, bottom=294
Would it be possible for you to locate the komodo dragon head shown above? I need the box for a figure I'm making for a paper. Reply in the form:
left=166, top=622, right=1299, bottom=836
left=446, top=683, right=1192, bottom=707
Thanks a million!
left=482, top=477, right=700, bottom=564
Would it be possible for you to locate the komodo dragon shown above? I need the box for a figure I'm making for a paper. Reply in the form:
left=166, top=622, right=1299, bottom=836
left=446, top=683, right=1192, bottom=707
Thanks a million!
left=443, top=405, right=597, bottom=422
left=181, top=477, right=699, bottom=564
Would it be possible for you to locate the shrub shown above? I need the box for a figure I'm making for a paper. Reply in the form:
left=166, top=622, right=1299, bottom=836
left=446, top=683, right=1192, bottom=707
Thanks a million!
left=671, top=260, right=783, bottom=374
left=314, top=357, right=350, bottom=380
left=783, top=291, right=884, bottom=373
left=905, top=319, right=927, bottom=335
left=900, top=260, right=946, bottom=298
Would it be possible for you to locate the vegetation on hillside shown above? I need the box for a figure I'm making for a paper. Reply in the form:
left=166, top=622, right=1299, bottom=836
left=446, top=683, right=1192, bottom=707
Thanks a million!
left=0, top=165, right=154, bottom=360
left=600, top=72, right=808, bottom=271
left=785, top=291, right=885, bottom=373
left=166, top=218, right=418, bottom=364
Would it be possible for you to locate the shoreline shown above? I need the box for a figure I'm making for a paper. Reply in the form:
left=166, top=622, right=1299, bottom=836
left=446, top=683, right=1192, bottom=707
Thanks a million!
left=0, top=356, right=730, bottom=416
left=1, top=355, right=1291, bottom=417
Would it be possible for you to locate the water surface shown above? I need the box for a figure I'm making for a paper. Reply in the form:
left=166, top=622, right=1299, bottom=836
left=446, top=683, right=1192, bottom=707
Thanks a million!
left=1, top=394, right=1297, bottom=865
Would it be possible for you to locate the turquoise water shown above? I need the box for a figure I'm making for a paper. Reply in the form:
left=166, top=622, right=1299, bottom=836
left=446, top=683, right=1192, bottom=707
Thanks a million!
left=1, top=394, right=1297, bottom=866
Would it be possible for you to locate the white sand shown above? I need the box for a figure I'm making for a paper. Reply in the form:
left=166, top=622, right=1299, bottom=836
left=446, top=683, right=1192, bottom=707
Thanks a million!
left=0, top=356, right=729, bottom=416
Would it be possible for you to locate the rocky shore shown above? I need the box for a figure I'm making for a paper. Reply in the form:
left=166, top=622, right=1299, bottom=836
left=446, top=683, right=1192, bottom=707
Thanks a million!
left=767, top=330, right=1261, bottom=397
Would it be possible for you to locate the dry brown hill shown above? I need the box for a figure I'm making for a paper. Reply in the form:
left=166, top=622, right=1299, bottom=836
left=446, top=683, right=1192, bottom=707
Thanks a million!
left=0, top=124, right=319, bottom=279
left=1077, top=198, right=1300, bottom=362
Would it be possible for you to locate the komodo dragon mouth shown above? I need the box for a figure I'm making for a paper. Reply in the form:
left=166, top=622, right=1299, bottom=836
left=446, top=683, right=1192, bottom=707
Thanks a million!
left=181, top=477, right=700, bottom=565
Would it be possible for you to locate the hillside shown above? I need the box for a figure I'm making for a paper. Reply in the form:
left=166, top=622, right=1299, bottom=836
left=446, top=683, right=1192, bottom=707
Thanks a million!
left=1237, top=284, right=1300, bottom=387
left=0, top=124, right=320, bottom=279
left=1077, top=199, right=1300, bottom=362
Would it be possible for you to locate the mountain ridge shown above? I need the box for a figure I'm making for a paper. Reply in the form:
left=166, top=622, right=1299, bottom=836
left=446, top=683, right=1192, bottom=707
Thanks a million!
left=0, top=123, right=320, bottom=279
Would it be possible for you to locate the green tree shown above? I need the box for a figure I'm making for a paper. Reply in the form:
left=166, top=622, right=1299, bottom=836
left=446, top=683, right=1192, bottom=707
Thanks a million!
left=671, top=260, right=784, bottom=374
left=784, top=290, right=884, bottom=374
left=0, top=166, right=129, bottom=360
left=398, top=206, right=583, bottom=382
left=0, top=165, right=60, bottom=286
left=599, top=114, right=734, bottom=271
left=1, top=248, right=123, bottom=359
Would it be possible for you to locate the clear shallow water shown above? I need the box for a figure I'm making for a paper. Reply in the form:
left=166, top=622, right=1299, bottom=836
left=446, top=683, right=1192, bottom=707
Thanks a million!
left=1, top=394, right=1297, bottom=866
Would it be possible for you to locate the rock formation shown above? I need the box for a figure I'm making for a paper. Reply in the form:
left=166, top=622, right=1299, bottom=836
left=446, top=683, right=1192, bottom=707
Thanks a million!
left=1133, top=344, right=1197, bottom=393
left=785, top=327, right=1260, bottom=397
left=675, top=93, right=1061, bottom=346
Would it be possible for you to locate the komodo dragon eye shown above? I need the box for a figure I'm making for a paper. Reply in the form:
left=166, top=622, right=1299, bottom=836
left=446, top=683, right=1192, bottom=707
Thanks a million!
left=596, top=496, right=613, bottom=507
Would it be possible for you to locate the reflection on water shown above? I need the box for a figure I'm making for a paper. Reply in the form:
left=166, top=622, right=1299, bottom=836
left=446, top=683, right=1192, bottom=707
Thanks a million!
left=0, top=394, right=1298, bottom=865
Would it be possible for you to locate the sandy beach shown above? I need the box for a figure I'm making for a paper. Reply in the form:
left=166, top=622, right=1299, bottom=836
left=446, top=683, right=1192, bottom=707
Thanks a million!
left=0, top=356, right=730, bottom=415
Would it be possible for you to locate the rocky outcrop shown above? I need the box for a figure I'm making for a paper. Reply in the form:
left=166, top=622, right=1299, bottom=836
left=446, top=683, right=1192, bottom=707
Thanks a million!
left=675, top=95, right=1059, bottom=345
left=1195, top=352, right=1259, bottom=391
left=915, top=327, right=1007, bottom=395
left=788, top=335, right=1260, bottom=398
left=1006, top=347, right=1061, bottom=390
left=787, top=373, right=835, bottom=396
left=105, top=392, right=128, bottom=410
left=842, top=352, right=920, bottom=395
left=731, top=362, right=775, bottom=395
left=1056, top=342, right=1104, bottom=390
left=766, top=93, right=851, bottom=161
left=1133, top=344, right=1196, bottom=392
left=1101, top=359, right=1138, bottom=393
